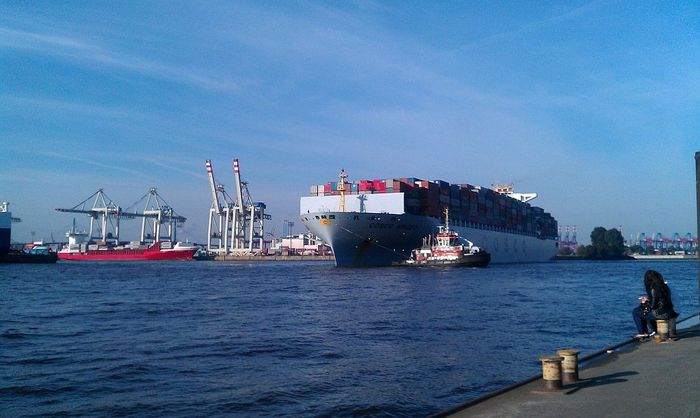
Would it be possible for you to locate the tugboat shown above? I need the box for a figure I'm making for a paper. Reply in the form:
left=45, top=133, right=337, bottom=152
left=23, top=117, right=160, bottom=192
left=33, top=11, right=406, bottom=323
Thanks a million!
left=193, top=248, right=216, bottom=261
left=395, top=208, right=491, bottom=267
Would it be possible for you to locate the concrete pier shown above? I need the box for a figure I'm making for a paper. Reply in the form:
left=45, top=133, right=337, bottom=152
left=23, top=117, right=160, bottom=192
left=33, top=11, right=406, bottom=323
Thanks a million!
left=443, top=324, right=700, bottom=417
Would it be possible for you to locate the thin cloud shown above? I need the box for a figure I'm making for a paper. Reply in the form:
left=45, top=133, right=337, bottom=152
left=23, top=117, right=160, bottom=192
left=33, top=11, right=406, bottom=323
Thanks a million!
left=216, top=4, right=519, bottom=116
left=0, top=26, right=92, bottom=50
left=38, top=151, right=142, bottom=176
left=455, top=0, right=609, bottom=51
left=141, top=158, right=207, bottom=180
left=1, top=95, right=144, bottom=120
left=0, top=26, right=239, bottom=93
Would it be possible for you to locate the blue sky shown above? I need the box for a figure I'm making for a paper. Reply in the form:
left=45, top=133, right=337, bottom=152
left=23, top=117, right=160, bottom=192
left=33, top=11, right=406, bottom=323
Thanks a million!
left=1, top=0, right=699, bottom=244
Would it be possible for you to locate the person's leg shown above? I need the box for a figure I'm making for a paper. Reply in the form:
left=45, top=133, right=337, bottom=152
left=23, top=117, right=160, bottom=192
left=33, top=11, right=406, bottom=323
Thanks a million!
left=646, top=312, right=657, bottom=333
left=632, top=306, right=649, bottom=335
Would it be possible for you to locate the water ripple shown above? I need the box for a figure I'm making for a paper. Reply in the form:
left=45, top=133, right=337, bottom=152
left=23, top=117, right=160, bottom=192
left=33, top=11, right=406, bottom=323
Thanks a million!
left=1, top=260, right=697, bottom=416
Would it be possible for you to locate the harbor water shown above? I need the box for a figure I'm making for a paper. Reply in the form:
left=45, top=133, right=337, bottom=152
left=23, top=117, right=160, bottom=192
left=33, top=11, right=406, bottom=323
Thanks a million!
left=2, top=260, right=698, bottom=417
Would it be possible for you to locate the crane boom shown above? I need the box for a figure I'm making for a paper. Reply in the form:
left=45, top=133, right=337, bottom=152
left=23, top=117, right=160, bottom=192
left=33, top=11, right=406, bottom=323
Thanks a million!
left=233, top=159, right=245, bottom=208
left=206, top=160, right=222, bottom=214
left=54, top=207, right=184, bottom=222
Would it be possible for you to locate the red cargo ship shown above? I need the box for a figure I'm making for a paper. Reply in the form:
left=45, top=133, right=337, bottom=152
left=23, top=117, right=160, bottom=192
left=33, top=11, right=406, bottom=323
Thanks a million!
left=55, top=188, right=198, bottom=261
left=57, top=225, right=197, bottom=261
left=58, top=241, right=198, bottom=261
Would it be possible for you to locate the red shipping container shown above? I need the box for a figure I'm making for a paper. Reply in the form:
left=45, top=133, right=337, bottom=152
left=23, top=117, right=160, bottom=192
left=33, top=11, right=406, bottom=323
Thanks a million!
left=373, top=179, right=386, bottom=192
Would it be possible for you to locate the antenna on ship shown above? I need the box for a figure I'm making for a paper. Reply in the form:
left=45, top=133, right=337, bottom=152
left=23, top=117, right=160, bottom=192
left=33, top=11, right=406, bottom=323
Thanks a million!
left=444, top=206, right=450, bottom=230
left=339, top=169, right=348, bottom=212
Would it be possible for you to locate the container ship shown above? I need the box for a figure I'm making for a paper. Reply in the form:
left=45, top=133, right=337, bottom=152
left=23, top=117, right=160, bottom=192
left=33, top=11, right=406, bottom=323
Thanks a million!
left=300, top=172, right=558, bottom=267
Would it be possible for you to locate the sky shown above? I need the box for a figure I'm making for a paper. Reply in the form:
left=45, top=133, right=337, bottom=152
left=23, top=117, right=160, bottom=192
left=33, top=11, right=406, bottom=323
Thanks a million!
left=1, top=0, right=699, bottom=245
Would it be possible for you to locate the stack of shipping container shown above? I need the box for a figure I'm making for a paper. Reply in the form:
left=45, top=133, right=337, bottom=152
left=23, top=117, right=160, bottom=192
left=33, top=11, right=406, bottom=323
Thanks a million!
left=308, top=177, right=557, bottom=239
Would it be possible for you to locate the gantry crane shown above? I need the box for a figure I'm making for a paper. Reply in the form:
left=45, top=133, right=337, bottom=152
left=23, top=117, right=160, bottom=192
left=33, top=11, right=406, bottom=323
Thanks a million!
left=206, top=160, right=224, bottom=251
left=55, top=188, right=186, bottom=244
left=55, top=189, right=128, bottom=243
left=204, top=158, right=270, bottom=255
left=125, top=187, right=187, bottom=243
left=231, top=158, right=269, bottom=253
left=205, top=160, right=237, bottom=252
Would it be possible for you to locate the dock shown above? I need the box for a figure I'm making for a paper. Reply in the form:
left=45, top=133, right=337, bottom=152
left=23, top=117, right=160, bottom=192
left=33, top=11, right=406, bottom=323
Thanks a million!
left=439, top=321, right=700, bottom=417
left=631, top=254, right=698, bottom=260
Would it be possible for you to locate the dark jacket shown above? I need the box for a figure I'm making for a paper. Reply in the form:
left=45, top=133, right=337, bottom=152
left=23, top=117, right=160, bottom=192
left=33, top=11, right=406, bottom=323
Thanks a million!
left=649, top=284, right=675, bottom=320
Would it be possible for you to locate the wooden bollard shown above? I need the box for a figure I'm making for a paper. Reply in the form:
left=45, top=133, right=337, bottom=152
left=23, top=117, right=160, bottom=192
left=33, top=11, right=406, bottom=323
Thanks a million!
left=656, top=319, right=670, bottom=340
left=556, top=349, right=580, bottom=384
left=539, top=355, right=564, bottom=390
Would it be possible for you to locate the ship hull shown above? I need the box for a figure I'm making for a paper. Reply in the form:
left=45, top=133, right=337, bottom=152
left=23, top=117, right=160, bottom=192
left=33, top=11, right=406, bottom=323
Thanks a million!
left=0, top=211, right=10, bottom=259
left=58, top=243, right=197, bottom=261
left=301, top=211, right=557, bottom=267
left=395, top=252, right=491, bottom=268
left=2, top=251, right=58, bottom=264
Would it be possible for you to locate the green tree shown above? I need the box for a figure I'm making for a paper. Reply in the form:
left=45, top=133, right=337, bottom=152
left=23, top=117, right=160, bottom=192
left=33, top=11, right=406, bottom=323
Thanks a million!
left=590, top=227, right=607, bottom=254
left=583, top=245, right=597, bottom=258
left=629, top=244, right=643, bottom=254
left=588, top=227, right=626, bottom=259
left=603, top=228, right=625, bottom=257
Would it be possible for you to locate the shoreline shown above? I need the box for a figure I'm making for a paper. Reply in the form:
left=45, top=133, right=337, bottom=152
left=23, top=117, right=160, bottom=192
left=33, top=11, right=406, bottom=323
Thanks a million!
left=556, top=255, right=697, bottom=261
left=630, top=254, right=697, bottom=260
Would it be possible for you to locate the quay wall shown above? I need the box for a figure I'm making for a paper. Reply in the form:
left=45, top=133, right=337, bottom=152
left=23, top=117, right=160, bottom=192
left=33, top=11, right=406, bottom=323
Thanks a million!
left=631, top=254, right=697, bottom=260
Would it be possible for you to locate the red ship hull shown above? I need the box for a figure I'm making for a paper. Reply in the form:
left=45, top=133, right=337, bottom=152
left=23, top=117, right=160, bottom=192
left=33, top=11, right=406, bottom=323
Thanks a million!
left=58, top=242, right=197, bottom=261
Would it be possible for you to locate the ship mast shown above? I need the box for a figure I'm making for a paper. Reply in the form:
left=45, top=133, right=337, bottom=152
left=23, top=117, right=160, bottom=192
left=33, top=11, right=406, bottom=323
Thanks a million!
left=338, top=169, right=348, bottom=212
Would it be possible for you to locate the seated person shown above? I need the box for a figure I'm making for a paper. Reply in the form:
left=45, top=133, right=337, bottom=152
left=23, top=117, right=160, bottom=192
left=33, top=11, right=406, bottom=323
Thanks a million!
left=632, top=270, right=678, bottom=338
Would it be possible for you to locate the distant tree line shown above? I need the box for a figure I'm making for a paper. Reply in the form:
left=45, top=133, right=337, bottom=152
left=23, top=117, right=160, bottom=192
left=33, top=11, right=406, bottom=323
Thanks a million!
left=558, top=226, right=628, bottom=259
